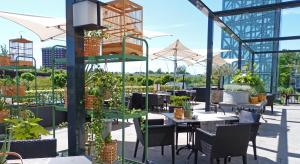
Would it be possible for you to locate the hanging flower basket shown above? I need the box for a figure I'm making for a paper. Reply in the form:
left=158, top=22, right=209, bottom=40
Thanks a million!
left=100, top=140, right=118, bottom=164
left=0, top=56, right=11, bottom=66
left=83, top=37, right=100, bottom=56
left=0, top=109, right=9, bottom=123
left=64, top=88, right=98, bottom=110
left=1, top=85, right=26, bottom=97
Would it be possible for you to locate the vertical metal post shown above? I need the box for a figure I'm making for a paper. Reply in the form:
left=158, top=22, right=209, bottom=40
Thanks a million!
left=251, top=52, right=255, bottom=73
left=205, top=16, right=214, bottom=112
left=66, top=0, right=86, bottom=155
left=238, top=41, right=242, bottom=70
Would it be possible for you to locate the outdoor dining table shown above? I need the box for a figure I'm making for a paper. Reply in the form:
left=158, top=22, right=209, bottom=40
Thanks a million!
left=7, top=156, right=91, bottom=164
left=162, top=111, right=239, bottom=157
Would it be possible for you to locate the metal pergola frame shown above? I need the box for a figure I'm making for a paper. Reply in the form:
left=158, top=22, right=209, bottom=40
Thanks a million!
left=188, top=0, right=300, bottom=110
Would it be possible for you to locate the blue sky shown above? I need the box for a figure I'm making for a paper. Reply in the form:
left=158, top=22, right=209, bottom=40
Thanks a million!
left=0, top=0, right=300, bottom=74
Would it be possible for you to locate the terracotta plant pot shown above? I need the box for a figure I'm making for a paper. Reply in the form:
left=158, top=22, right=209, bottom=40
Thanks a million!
left=1, top=85, right=26, bottom=96
left=174, top=108, right=184, bottom=119
left=250, top=96, right=259, bottom=104
left=0, top=110, right=9, bottom=123
left=258, top=94, right=266, bottom=102
left=64, top=88, right=98, bottom=110
left=100, top=140, right=118, bottom=164
left=0, top=56, right=11, bottom=66
left=83, top=37, right=100, bottom=56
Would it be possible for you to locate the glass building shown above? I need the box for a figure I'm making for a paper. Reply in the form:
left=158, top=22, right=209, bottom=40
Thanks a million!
left=221, top=0, right=281, bottom=92
left=42, top=47, right=66, bottom=69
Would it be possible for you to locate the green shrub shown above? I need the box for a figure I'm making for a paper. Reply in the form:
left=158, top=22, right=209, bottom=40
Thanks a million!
left=224, top=84, right=252, bottom=92
left=170, top=96, right=189, bottom=107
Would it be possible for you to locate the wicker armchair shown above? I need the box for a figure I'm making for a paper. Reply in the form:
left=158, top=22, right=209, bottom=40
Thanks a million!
left=133, top=118, right=175, bottom=164
left=239, top=110, right=261, bottom=160
left=194, top=124, right=251, bottom=164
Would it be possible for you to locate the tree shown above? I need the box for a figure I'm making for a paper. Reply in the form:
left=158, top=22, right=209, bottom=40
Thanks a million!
left=161, top=75, right=174, bottom=85
left=176, top=65, right=186, bottom=74
left=279, top=51, right=300, bottom=88
left=141, top=78, right=154, bottom=86
left=156, top=68, right=162, bottom=74
left=21, top=72, right=35, bottom=90
left=212, top=64, right=234, bottom=89
left=52, top=71, right=67, bottom=88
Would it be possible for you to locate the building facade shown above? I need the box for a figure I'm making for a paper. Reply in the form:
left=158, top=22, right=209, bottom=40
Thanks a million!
left=221, top=0, right=281, bottom=92
left=42, top=47, right=66, bottom=69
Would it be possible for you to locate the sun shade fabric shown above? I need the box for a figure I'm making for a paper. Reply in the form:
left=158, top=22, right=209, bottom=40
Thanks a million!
left=152, top=39, right=201, bottom=61
left=0, top=11, right=66, bottom=41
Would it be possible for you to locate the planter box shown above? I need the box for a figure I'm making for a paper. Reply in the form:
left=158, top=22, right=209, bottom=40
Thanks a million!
left=29, top=106, right=67, bottom=127
left=0, top=139, right=57, bottom=159
left=11, top=60, right=33, bottom=67
left=0, top=56, right=11, bottom=66
left=83, top=37, right=100, bottom=56
left=100, top=140, right=118, bottom=164
left=223, top=91, right=249, bottom=104
left=250, top=96, right=259, bottom=104
left=1, top=85, right=26, bottom=96
left=102, top=42, right=143, bottom=56
left=64, top=89, right=98, bottom=110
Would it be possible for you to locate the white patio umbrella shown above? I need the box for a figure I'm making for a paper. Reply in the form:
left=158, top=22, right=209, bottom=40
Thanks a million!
left=0, top=11, right=172, bottom=42
left=152, top=39, right=203, bottom=90
left=0, top=11, right=66, bottom=41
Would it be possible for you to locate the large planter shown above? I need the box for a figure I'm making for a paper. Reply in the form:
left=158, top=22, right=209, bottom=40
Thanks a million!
left=100, top=140, right=118, bottom=164
left=1, top=85, right=26, bottom=96
left=0, top=110, right=9, bottom=123
left=29, top=106, right=67, bottom=127
left=211, top=89, right=224, bottom=104
left=0, top=56, right=11, bottom=66
left=223, top=91, right=249, bottom=104
left=83, top=37, right=100, bottom=56
left=0, top=139, right=57, bottom=159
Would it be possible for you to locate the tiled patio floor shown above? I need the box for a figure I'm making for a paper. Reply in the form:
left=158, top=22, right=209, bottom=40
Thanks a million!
left=44, top=103, right=300, bottom=164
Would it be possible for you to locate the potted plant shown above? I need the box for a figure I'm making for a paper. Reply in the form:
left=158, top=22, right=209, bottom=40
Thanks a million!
left=0, top=45, right=11, bottom=66
left=255, top=81, right=266, bottom=102
left=83, top=30, right=109, bottom=56
left=183, top=101, right=192, bottom=119
left=249, top=87, right=259, bottom=104
left=20, top=72, right=35, bottom=90
left=279, top=87, right=294, bottom=105
left=0, top=76, right=26, bottom=97
left=169, top=96, right=189, bottom=119
left=99, top=133, right=117, bottom=164
left=2, top=109, right=56, bottom=159
left=0, top=99, right=9, bottom=123
left=223, top=84, right=251, bottom=104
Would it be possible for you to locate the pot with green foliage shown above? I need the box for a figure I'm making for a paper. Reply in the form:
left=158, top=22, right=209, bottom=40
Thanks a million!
left=99, top=133, right=117, bottom=164
left=0, top=99, right=9, bottom=123
left=223, top=84, right=251, bottom=104
left=169, top=96, right=189, bottom=113
left=0, top=76, right=26, bottom=97
left=183, top=101, right=192, bottom=119
left=83, top=30, right=109, bottom=56
left=0, top=45, right=11, bottom=66
left=279, top=87, right=294, bottom=105
left=87, top=68, right=121, bottom=163
left=249, top=87, right=259, bottom=104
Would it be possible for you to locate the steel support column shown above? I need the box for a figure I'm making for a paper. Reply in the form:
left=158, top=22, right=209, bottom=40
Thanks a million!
left=238, top=42, right=242, bottom=70
left=66, top=0, right=86, bottom=155
left=205, top=16, right=214, bottom=112
left=251, top=53, right=255, bottom=73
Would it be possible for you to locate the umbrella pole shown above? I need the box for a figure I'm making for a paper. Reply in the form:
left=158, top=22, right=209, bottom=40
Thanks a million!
left=173, top=51, right=177, bottom=95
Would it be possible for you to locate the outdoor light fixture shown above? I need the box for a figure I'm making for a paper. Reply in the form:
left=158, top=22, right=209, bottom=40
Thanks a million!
left=73, top=0, right=102, bottom=29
